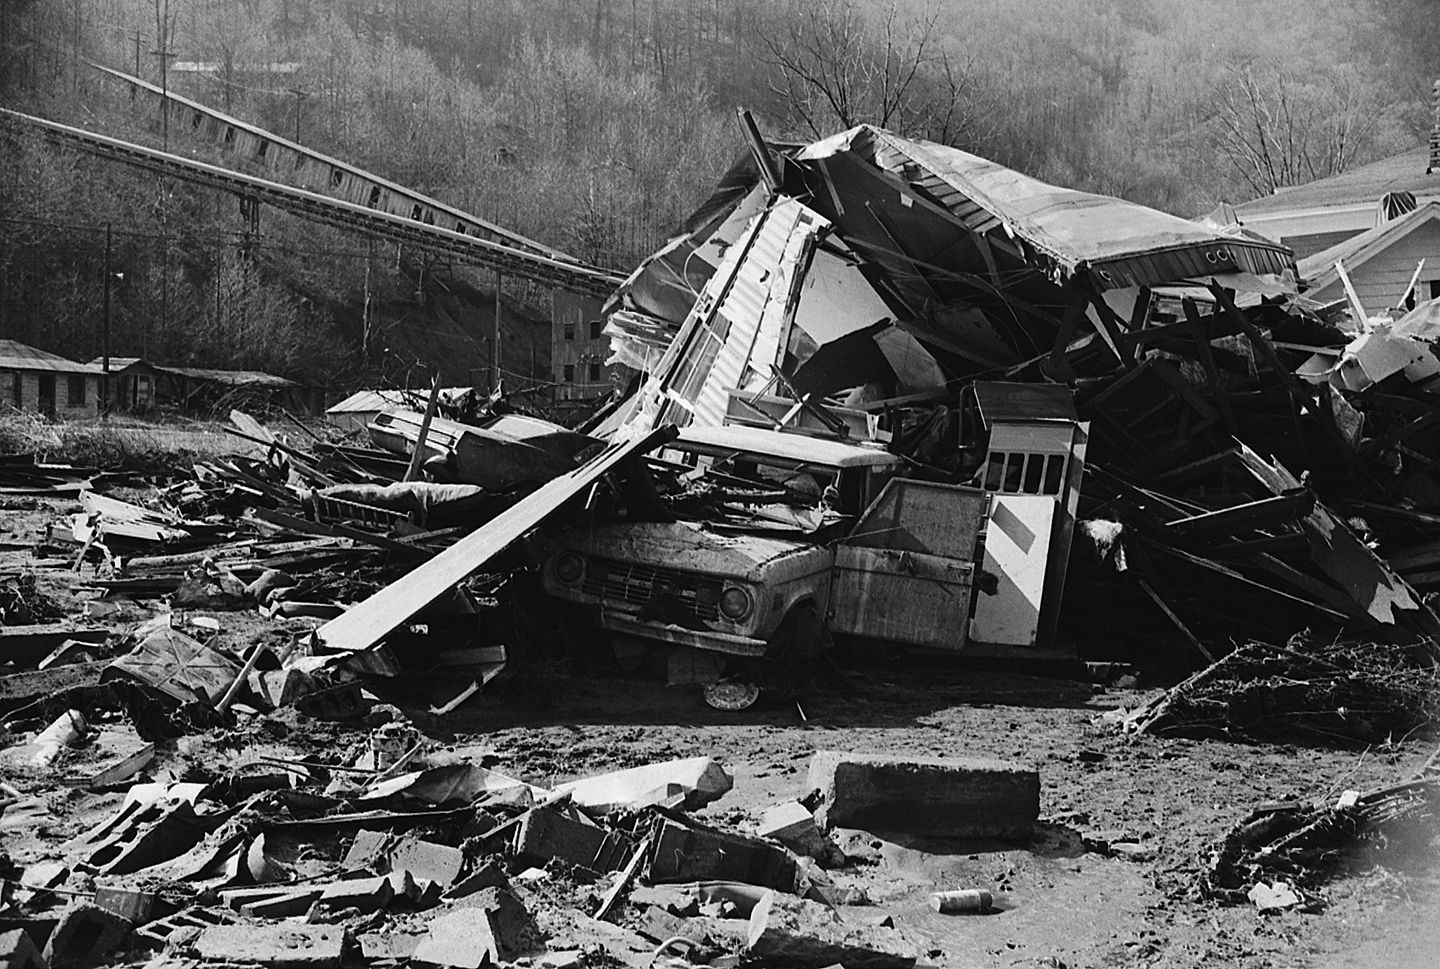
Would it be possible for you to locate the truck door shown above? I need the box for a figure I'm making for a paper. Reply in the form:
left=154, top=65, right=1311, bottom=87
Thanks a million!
left=827, top=478, right=986, bottom=650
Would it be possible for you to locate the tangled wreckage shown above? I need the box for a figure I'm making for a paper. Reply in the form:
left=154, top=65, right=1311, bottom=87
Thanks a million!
left=320, top=118, right=1440, bottom=680
left=4, top=118, right=1440, bottom=967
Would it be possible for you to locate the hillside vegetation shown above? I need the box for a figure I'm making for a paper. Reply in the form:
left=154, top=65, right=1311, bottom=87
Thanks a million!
left=0, top=0, right=1433, bottom=397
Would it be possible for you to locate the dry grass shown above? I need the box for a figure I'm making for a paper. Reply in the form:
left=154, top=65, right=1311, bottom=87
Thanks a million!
left=0, top=408, right=253, bottom=473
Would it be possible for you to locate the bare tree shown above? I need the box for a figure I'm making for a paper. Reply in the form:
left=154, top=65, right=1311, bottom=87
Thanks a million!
left=1210, top=66, right=1383, bottom=197
left=763, top=0, right=986, bottom=143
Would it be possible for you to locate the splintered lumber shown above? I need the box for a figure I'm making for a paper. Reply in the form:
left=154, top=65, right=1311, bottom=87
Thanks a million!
left=317, top=426, right=677, bottom=653
left=1234, top=443, right=1440, bottom=646
left=1162, top=492, right=1313, bottom=540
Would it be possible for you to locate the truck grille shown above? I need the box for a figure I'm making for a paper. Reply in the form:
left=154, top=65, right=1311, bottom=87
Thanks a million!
left=581, top=557, right=723, bottom=621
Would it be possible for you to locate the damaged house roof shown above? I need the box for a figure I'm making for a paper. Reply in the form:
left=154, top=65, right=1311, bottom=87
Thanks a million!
left=1, top=340, right=103, bottom=374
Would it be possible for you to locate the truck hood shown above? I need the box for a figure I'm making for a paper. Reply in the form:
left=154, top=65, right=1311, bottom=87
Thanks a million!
left=560, top=520, right=819, bottom=579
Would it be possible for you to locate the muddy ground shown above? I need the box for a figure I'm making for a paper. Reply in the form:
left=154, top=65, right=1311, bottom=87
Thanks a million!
left=3, top=489, right=1439, bottom=969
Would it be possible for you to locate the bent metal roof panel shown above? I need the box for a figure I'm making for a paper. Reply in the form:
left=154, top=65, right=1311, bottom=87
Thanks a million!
left=800, top=125, right=1297, bottom=291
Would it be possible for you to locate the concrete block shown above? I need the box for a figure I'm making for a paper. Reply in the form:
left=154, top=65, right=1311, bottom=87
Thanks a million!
left=0, top=929, right=46, bottom=969
left=453, top=888, right=544, bottom=959
left=358, top=930, right=425, bottom=962
left=513, top=807, right=630, bottom=872
left=317, top=875, right=396, bottom=914
left=90, top=888, right=155, bottom=924
left=648, top=818, right=802, bottom=894
left=806, top=750, right=1038, bottom=840
left=82, top=798, right=206, bottom=876
left=552, top=756, right=732, bottom=813
left=443, top=861, right=509, bottom=900
left=41, top=904, right=131, bottom=969
left=411, top=910, right=498, bottom=968
left=238, top=889, right=324, bottom=919
left=388, top=838, right=464, bottom=886
left=341, top=830, right=392, bottom=873
left=130, top=907, right=231, bottom=948
left=219, top=885, right=313, bottom=913
left=757, top=801, right=828, bottom=858
left=746, top=891, right=917, bottom=969
left=194, top=924, right=346, bottom=969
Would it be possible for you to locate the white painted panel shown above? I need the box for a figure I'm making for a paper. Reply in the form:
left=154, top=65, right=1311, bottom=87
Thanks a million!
left=971, top=495, right=1055, bottom=647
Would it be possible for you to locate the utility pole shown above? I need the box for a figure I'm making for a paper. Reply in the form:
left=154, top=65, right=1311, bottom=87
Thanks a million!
left=71, top=0, right=80, bottom=94
left=286, top=87, right=308, bottom=142
left=151, top=0, right=176, bottom=150
left=492, top=271, right=502, bottom=395
left=361, top=239, right=373, bottom=360
left=152, top=44, right=176, bottom=149
left=102, top=223, right=112, bottom=416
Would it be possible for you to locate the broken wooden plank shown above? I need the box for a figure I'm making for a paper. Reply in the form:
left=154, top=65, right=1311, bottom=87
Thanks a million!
left=317, top=427, right=677, bottom=653
left=1142, top=539, right=1348, bottom=619
left=1137, top=578, right=1215, bottom=664
left=1163, top=492, right=1314, bottom=540
left=1235, top=442, right=1440, bottom=645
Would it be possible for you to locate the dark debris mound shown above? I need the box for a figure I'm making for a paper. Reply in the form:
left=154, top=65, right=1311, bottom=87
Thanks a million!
left=1120, top=634, right=1440, bottom=744
left=1204, top=755, right=1439, bottom=905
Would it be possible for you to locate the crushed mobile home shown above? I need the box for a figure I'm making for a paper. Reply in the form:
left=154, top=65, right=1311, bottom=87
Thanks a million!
left=549, top=119, right=1311, bottom=664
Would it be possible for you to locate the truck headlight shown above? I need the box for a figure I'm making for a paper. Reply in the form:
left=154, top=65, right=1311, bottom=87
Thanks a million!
left=719, top=586, right=753, bottom=621
left=555, top=552, right=585, bottom=584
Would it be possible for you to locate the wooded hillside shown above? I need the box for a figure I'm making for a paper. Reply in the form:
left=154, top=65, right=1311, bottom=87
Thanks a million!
left=0, top=0, right=1433, bottom=400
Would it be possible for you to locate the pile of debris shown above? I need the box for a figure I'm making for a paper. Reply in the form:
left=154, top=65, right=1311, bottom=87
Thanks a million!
left=0, top=710, right=1042, bottom=969
left=1113, top=633, right=1440, bottom=744
left=1064, top=285, right=1440, bottom=662
left=1204, top=745, right=1440, bottom=911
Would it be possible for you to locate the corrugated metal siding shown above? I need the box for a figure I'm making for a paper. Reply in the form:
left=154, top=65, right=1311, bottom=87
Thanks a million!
left=692, top=200, right=828, bottom=428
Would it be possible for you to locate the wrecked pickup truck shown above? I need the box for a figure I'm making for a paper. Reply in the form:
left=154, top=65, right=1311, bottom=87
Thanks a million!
left=541, top=423, right=989, bottom=666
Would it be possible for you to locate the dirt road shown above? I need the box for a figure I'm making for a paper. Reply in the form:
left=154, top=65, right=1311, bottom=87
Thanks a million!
left=449, top=669, right=1440, bottom=969
left=3, top=490, right=1437, bottom=968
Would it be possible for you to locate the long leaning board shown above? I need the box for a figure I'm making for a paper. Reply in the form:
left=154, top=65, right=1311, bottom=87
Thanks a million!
left=317, top=426, right=677, bottom=653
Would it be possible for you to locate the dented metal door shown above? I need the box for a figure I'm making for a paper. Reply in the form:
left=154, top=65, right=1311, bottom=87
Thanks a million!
left=827, top=478, right=985, bottom=650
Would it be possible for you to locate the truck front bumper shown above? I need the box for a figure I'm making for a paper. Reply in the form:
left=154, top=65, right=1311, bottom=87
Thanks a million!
left=596, top=610, right=770, bottom=658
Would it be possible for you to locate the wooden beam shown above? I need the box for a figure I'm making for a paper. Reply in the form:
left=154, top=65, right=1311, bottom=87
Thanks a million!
left=1163, top=492, right=1314, bottom=539
left=1137, top=578, right=1215, bottom=664
left=1181, top=298, right=1237, bottom=434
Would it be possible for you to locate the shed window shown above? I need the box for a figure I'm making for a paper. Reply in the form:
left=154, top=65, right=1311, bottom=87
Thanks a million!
left=983, top=451, right=1066, bottom=496
left=66, top=375, right=86, bottom=407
